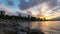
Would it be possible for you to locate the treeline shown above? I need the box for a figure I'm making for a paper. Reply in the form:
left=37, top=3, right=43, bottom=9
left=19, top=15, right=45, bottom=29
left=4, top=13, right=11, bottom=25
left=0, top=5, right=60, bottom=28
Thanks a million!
left=0, top=10, right=44, bottom=21
left=0, top=14, right=42, bottom=21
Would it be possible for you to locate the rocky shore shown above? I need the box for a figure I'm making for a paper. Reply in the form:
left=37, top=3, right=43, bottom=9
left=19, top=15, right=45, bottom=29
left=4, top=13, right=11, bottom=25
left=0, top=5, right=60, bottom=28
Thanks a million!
left=0, top=19, right=44, bottom=34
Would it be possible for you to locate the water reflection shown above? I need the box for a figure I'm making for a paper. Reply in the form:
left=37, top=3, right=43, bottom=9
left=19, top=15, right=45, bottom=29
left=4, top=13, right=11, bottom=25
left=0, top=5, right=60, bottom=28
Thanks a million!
left=30, top=21, right=60, bottom=34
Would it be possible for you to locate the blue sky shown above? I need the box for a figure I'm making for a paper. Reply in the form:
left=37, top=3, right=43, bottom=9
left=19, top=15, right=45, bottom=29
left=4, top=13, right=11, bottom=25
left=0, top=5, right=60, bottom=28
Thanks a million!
left=0, top=0, right=33, bottom=11
left=0, top=0, right=48, bottom=11
left=0, top=0, right=60, bottom=18
left=0, top=0, right=20, bottom=11
left=0, top=0, right=58, bottom=11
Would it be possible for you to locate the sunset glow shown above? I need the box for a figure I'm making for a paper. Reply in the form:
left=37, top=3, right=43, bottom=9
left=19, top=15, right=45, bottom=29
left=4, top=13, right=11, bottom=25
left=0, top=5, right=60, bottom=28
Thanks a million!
left=0, top=0, right=60, bottom=20
left=37, top=2, right=60, bottom=20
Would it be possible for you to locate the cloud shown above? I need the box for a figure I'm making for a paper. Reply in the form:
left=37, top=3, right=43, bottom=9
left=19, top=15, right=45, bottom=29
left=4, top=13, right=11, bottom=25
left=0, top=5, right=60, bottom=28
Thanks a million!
left=0, top=0, right=59, bottom=17
left=47, top=0, right=57, bottom=9
left=18, top=0, right=48, bottom=10
left=0, top=4, right=11, bottom=11
left=0, top=4, right=30, bottom=17
left=26, top=0, right=60, bottom=17
left=18, top=0, right=58, bottom=10
left=7, top=0, right=14, bottom=6
left=0, top=4, right=14, bottom=15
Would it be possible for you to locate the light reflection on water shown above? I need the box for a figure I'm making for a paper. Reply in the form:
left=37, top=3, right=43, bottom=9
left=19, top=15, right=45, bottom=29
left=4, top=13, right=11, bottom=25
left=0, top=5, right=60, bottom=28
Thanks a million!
left=30, top=21, right=60, bottom=34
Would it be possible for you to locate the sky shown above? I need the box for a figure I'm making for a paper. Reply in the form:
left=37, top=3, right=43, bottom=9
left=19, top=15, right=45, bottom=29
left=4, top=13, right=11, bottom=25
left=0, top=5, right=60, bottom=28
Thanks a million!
left=0, top=0, right=60, bottom=19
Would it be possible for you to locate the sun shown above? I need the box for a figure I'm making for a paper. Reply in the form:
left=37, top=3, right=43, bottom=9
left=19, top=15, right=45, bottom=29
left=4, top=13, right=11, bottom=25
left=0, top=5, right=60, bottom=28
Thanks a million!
left=40, top=13, right=60, bottom=20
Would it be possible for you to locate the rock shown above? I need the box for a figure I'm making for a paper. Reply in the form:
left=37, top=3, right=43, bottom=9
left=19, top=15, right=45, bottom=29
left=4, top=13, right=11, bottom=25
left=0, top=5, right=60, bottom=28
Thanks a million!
left=28, top=29, right=44, bottom=34
left=5, top=30, right=17, bottom=34
left=0, top=31, right=5, bottom=34
left=17, top=31, right=27, bottom=34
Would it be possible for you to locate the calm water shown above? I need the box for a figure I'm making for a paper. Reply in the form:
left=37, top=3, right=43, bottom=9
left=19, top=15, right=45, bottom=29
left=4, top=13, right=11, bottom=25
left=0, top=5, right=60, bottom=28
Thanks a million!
left=29, top=21, right=60, bottom=34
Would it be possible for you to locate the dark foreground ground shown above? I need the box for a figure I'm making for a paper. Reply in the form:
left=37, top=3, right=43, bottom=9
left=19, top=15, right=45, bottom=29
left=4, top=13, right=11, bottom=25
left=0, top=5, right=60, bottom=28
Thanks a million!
left=0, top=19, right=44, bottom=34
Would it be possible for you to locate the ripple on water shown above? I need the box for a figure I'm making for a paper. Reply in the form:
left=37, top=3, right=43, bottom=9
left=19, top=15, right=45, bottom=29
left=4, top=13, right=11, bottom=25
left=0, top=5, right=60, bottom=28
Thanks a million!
left=30, top=21, right=60, bottom=34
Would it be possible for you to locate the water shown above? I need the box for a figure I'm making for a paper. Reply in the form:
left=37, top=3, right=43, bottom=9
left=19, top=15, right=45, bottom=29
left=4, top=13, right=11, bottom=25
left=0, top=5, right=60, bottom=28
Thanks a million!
left=29, top=21, right=60, bottom=34
left=0, top=20, right=60, bottom=34
left=18, top=21, right=60, bottom=34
